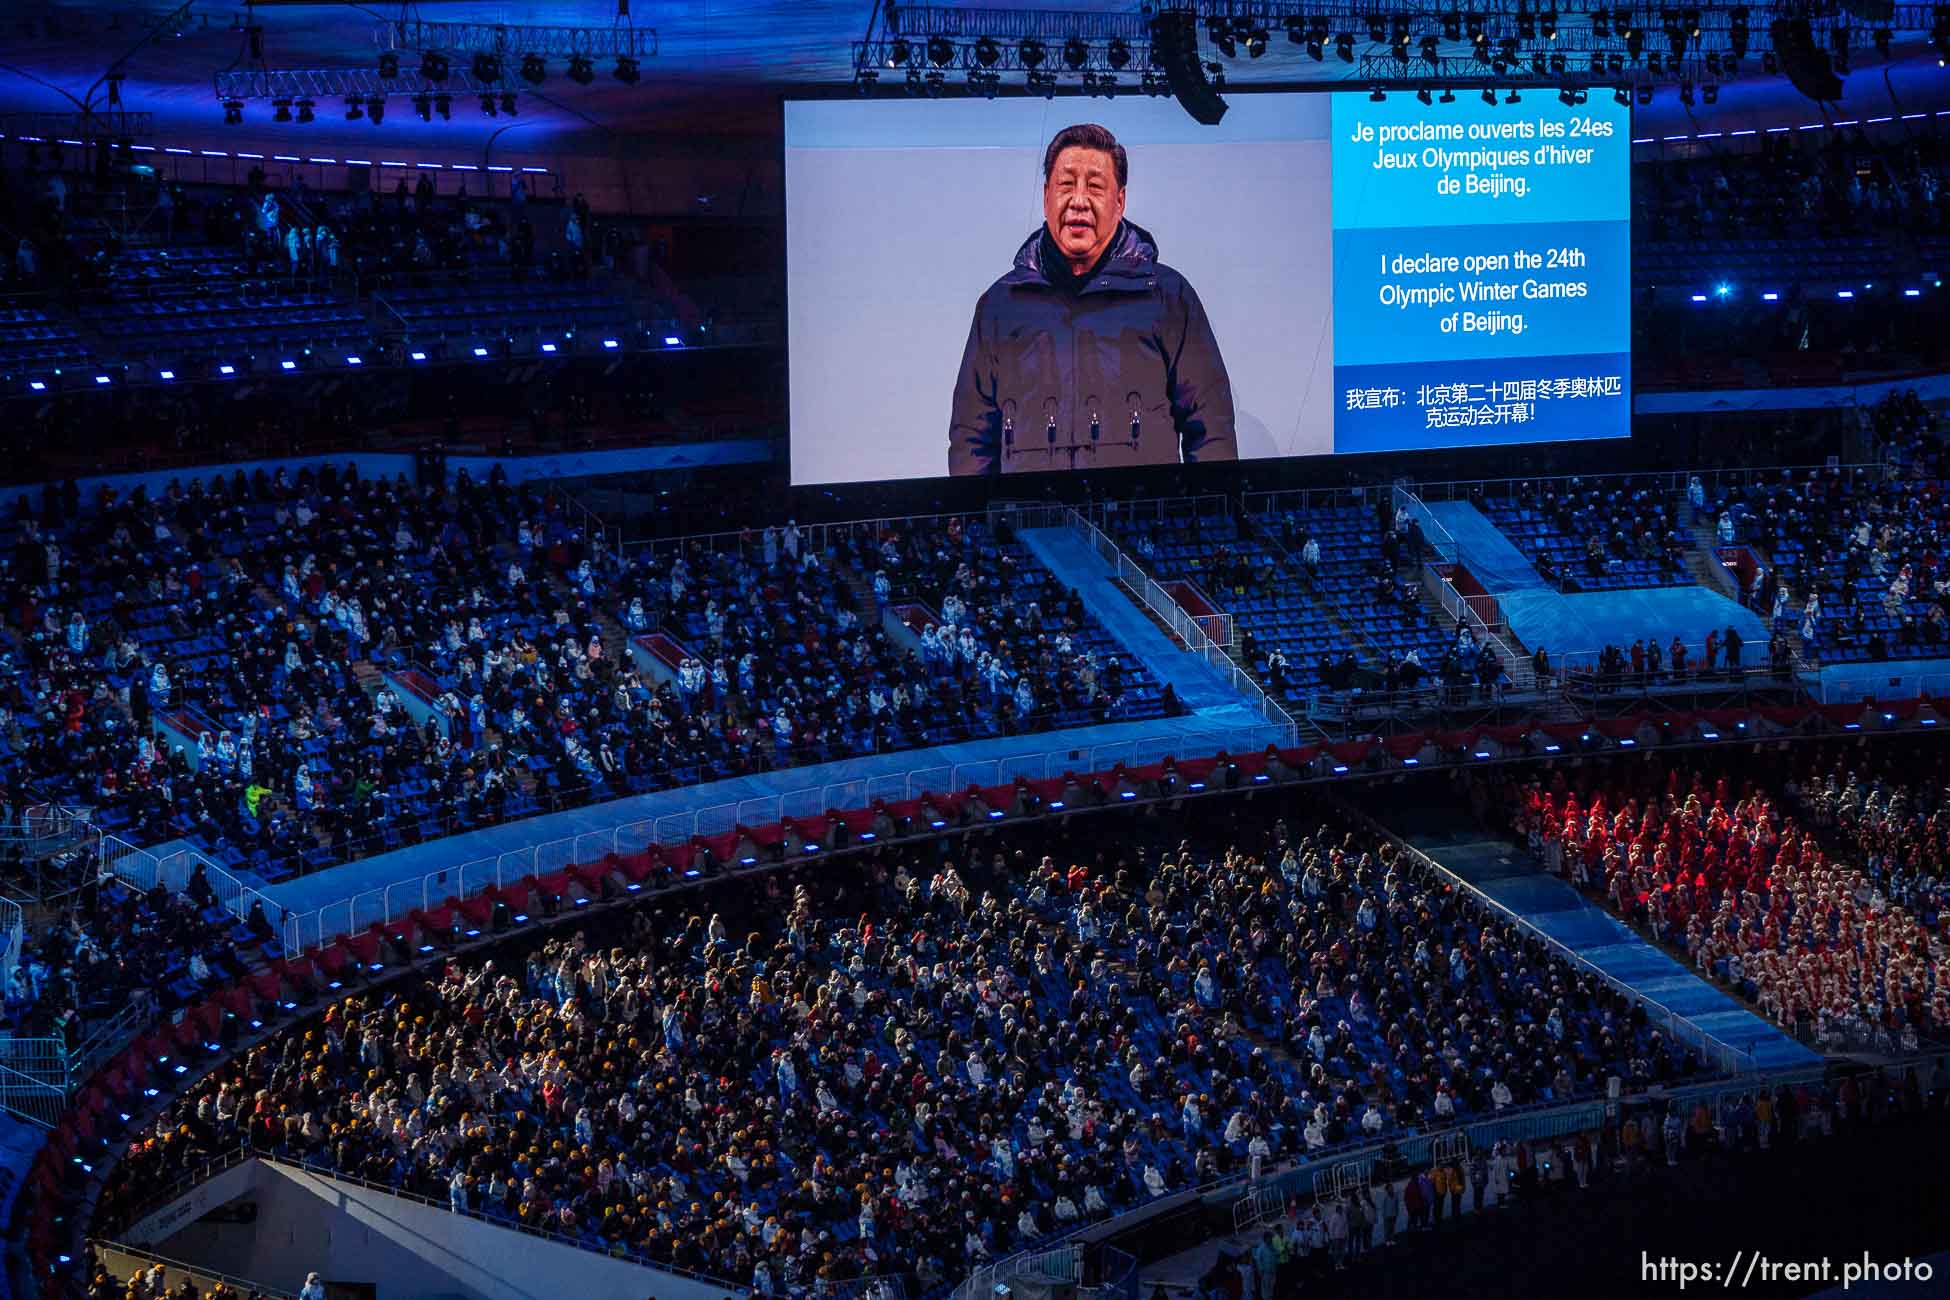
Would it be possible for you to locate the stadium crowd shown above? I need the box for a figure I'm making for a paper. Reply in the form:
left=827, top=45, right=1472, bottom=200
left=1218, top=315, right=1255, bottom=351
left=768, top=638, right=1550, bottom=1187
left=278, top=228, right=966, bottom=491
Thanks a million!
left=1505, top=743, right=1949, bottom=1055
left=1706, top=455, right=1950, bottom=663
left=1633, top=124, right=1950, bottom=242
left=94, top=799, right=1701, bottom=1294
left=0, top=468, right=1172, bottom=888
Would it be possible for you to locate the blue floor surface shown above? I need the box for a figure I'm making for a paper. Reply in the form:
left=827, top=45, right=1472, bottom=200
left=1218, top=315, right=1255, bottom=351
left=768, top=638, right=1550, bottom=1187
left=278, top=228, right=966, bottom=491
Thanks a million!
left=1424, top=500, right=1552, bottom=594
left=1016, top=525, right=1256, bottom=714
left=1504, top=585, right=1771, bottom=668
left=1424, top=501, right=1768, bottom=665
left=1409, top=828, right=1818, bottom=1072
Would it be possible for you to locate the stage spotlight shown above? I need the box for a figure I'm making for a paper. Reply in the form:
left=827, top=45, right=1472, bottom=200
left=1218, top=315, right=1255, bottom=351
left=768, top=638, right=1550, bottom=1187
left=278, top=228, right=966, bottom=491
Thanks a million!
left=378, top=51, right=399, bottom=79
left=1505, top=87, right=1521, bottom=102
left=1483, top=87, right=1498, bottom=104
left=520, top=53, right=546, bottom=85
left=1063, top=36, right=1088, bottom=69
left=1336, top=33, right=1355, bottom=62
left=567, top=54, right=594, bottom=84
left=1636, top=83, right=1653, bottom=103
left=1679, top=79, right=1694, bottom=105
left=614, top=55, right=640, bottom=84
left=929, top=35, right=956, bottom=67
left=1244, top=26, right=1268, bottom=57
left=344, top=96, right=364, bottom=121
left=471, top=53, right=500, bottom=82
left=367, top=95, right=384, bottom=124
left=296, top=98, right=315, bottom=123
left=272, top=97, right=292, bottom=122
left=1440, top=86, right=1456, bottom=102
left=1615, top=86, right=1631, bottom=104
left=1703, top=82, right=1718, bottom=103
left=1593, top=8, right=1611, bottom=37
left=1149, top=9, right=1225, bottom=123
left=420, top=51, right=448, bottom=81
left=222, top=98, right=243, bottom=125
left=1543, top=10, right=1558, bottom=39
left=1106, top=38, right=1131, bottom=69
left=480, top=94, right=497, bottom=117
left=976, top=36, right=1001, bottom=67
left=1873, top=27, right=1891, bottom=56
left=1367, top=16, right=1387, bottom=43
left=413, top=93, right=430, bottom=121
left=1211, top=19, right=1237, bottom=58
left=887, top=38, right=911, bottom=67
left=1369, top=85, right=1386, bottom=101
left=435, top=94, right=451, bottom=119
left=1019, top=37, right=1046, bottom=68
left=1442, top=10, right=1462, bottom=40
left=499, top=91, right=517, bottom=115
left=1421, top=35, right=1440, bottom=65
left=1417, top=86, right=1433, bottom=104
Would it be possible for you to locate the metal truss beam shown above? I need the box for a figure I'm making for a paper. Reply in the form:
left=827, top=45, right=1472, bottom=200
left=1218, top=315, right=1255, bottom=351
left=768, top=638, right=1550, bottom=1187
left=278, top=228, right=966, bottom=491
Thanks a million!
left=1355, top=50, right=1752, bottom=80
left=855, top=36, right=1152, bottom=75
left=0, top=110, right=154, bottom=139
left=214, top=68, right=498, bottom=100
left=883, top=6, right=1157, bottom=40
left=1192, top=1, right=1937, bottom=25
left=374, top=19, right=657, bottom=59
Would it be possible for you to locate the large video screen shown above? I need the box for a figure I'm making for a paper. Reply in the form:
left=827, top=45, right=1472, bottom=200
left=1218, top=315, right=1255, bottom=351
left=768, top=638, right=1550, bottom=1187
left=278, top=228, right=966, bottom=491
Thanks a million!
left=786, top=90, right=1629, bottom=485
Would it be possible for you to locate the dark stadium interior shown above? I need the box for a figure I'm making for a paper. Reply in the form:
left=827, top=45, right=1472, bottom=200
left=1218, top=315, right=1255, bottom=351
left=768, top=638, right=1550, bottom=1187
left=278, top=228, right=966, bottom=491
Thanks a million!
left=2, top=3, right=1950, bottom=1300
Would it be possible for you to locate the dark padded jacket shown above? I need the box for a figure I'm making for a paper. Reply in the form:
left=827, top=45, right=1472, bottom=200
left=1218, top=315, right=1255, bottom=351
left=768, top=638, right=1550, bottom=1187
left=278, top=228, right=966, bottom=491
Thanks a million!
left=948, top=220, right=1236, bottom=475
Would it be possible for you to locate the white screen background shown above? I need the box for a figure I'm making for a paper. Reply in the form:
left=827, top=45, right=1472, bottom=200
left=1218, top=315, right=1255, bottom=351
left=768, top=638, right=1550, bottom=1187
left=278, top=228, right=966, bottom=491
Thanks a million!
left=786, top=95, right=1335, bottom=485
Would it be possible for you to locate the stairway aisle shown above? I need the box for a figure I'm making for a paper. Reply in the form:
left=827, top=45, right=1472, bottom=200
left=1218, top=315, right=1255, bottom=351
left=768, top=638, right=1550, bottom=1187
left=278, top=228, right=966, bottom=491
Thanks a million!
left=1014, top=525, right=1260, bottom=722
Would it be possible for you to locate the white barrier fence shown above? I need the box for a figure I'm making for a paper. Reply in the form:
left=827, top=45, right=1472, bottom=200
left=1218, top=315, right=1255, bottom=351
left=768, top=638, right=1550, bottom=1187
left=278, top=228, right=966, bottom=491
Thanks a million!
left=276, top=722, right=1284, bottom=956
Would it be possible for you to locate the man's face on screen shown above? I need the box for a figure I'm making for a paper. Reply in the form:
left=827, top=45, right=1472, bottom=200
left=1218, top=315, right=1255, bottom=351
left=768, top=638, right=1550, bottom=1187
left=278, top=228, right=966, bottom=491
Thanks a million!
left=1043, top=146, right=1125, bottom=272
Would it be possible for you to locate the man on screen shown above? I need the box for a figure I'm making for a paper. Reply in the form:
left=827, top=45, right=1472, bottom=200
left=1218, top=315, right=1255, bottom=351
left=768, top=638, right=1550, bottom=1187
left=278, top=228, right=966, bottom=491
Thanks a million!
left=948, top=123, right=1236, bottom=475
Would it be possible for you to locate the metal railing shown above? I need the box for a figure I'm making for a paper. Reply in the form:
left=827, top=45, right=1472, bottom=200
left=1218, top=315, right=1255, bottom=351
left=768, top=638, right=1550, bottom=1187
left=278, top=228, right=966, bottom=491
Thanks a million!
left=110, top=1151, right=748, bottom=1293
left=1341, top=801, right=1762, bottom=1078
left=0, top=995, right=152, bottom=1128
left=89, top=1239, right=297, bottom=1300
left=1083, top=492, right=1234, bottom=528
left=0, top=890, right=20, bottom=986
left=546, top=482, right=624, bottom=571
left=0, top=1058, right=66, bottom=1129
left=102, top=834, right=283, bottom=940
left=1240, top=485, right=1386, bottom=517
left=1403, top=462, right=1882, bottom=509
left=1067, top=509, right=1299, bottom=741
left=277, top=718, right=1284, bottom=956
left=958, top=1241, right=1082, bottom=1300
left=1396, top=483, right=1538, bottom=693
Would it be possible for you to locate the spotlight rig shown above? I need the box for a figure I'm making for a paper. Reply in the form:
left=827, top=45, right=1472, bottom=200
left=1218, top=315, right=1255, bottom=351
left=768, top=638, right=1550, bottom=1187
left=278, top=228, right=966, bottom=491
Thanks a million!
left=851, top=2, right=1934, bottom=117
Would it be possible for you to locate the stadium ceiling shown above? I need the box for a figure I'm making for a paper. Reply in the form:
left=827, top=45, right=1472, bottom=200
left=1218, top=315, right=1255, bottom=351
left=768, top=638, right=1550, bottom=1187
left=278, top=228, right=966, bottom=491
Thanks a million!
left=0, top=1, right=1943, bottom=151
